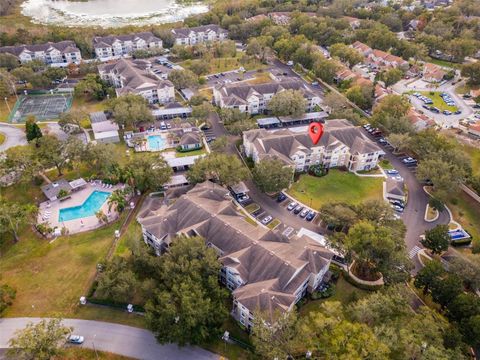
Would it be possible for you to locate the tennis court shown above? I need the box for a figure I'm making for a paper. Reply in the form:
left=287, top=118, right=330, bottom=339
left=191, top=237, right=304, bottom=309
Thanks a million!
left=8, top=94, right=73, bottom=123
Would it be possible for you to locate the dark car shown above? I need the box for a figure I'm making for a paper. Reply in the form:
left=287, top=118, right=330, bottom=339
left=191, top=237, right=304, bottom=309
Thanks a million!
left=277, top=193, right=287, bottom=202
left=305, top=211, right=316, bottom=221
left=293, top=205, right=304, bottom=214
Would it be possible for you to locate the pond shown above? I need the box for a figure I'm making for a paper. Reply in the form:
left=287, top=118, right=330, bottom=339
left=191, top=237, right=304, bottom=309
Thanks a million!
left=21, top=0, right=209, bottom=28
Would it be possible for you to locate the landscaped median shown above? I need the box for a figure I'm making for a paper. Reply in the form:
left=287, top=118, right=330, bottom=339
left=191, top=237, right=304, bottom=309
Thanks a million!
left=287, top=170, right=384, bottom=208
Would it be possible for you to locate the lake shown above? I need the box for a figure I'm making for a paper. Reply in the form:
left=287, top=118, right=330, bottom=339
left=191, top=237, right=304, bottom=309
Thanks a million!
left=21, top=0, right=209, bottom=28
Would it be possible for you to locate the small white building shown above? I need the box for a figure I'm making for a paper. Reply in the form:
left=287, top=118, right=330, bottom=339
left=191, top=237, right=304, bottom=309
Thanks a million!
left=90, top=112, right=120, bottom=144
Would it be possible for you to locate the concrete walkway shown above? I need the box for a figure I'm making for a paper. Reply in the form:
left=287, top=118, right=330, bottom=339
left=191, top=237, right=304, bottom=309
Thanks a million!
left=0, top=318, right=218, bottom=360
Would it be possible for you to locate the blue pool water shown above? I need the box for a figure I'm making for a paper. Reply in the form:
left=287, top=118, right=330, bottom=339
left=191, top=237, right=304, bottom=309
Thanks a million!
left=59, top=190, right=111, bottom=222
left=147, top=135, right=167, bottom=151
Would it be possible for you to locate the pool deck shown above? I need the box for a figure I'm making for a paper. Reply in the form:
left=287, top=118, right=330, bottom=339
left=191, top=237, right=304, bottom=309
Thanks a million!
left=37, top=183, right=125, bottom=235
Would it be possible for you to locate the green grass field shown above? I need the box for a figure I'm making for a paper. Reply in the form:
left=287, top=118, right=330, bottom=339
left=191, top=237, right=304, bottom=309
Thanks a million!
left=180, top=53, right=266, bottom=75
left=287, top=170, right=383, bottom=209
left=419, top=91, right=458, bottom=112
left=0, top=132, right=5, bottom=145
left=448, top=191, right=480, bottom=251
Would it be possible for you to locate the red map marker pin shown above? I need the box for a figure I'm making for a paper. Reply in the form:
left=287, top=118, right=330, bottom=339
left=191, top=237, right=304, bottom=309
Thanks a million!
left=309, top=122, right=324, bottom=145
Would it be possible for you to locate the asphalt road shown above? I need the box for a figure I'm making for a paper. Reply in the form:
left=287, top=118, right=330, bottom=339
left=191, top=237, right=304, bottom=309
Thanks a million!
left=0, top=318, right=218, bottom=360
left=0, top=124, right=26, bottom=152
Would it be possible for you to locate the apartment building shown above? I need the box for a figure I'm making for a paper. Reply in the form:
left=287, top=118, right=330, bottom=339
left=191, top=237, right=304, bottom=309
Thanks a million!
left=368, top=49, right=409, bottom=70
left=422, top=62, right=447, bottom=83
left=243, top=119, right=384, bottom=172
left=137, top=182, right=333, bottom=329
left=171, top=25, right=228, bottom=46
left=0, top=41, right=81, bottom=67
left=213, top=79, right=321, bottom=115
left=93, top=32, right=163, bottom=61
left=98, top=58, right=174, bottom=104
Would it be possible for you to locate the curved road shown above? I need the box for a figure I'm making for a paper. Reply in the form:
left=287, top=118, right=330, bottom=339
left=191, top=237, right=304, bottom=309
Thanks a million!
left=0, top=124, right=26, bottom=152
left=0, top=318, right=218, bottom=360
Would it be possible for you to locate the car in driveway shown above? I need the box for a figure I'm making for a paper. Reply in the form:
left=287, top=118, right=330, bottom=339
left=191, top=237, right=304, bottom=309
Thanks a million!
left=261, top=215, right=273, bottom=225
left=386, top=169, right=399, bottom=175
left=402, top=157, right=417, bottom=165
left=67, top=335, right=84, bottom=344
left=392, top=205, right=404, bottom=213
left=287, top=201, right=297, bottom=211
left=305, top=211, right=316, bottom=221
left=293, top=205, right=304, bottom=214
left=277, top=192, right=287, bottom=202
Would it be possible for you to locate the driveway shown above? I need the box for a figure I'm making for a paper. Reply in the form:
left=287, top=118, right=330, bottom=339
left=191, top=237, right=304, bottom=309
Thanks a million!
left=0, top=124, right=26, bottom=152
left=365, top=132, right=451, bottom=272
left=0, top=318, right=218, bottom=360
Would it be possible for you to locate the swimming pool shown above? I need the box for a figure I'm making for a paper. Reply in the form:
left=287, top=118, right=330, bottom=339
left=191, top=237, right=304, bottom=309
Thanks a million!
left=147, top=135, right=167, bottom=151
left=59, top=190, right=110, bottom=222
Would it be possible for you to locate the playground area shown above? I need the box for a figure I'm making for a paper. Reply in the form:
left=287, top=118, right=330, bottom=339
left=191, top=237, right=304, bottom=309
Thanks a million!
left=9, top=94, right=73, bottom=123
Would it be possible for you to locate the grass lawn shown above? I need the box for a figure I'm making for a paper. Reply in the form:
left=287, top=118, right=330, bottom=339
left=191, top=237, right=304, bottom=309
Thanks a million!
left=379, top=159, right=394, bottom=170
left=244, top=203, right=259, bottom=213
left=426, top=205, right=438, bottom=221
left=0, top=96, right=18, bottom=122
left=287, top=170, right=383, bottom=209
left=243, top=216, right=258, bottom=227
left=447, top=190, right=480, bottom=252
left=0, top=217, right=125, bottom=318
left=60, top=348, right=135, bottom=360
left=419, top=91, right=458, bottom=112
left=71, top=96, right=108, bottom=115
left=175, top=148, right=206, bottom=157
left=299, top=274, right=369, bottom=317
left=197, top=88, right=213, bottom=101
left=267, top=219, right=281, bottom=230
left=463, top=144, right=480, bottom=177
left=0, top=131, right=5, bottom=145
left=246, top=72, right=273, bottom=85
left=426, top=57, right=460, bottom=69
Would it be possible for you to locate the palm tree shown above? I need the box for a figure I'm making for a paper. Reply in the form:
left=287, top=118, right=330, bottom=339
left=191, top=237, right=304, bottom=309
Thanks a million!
left=108, top=190, right=128, bottom=213
left=95, top=210, right=107, bottom=224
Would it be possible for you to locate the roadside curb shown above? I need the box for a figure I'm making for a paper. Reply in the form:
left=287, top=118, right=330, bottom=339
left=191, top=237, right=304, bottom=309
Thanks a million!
left=424, top=204, right=439, bottom=222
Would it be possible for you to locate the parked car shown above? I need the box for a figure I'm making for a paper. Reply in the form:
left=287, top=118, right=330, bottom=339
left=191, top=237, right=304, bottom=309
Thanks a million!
left=389, top=199, right=404, bottom=208
left=305, top=211, right=316, bottom=221
left=277, top=192, right=287, bottom=202
left=430, top=106, right=440, bottom=113
left=378, top=138, right=388, bottom=145
left=392, top=205, right=404, bottom=213
left=299, top=208, right=309, bottom=218
left=311, top=81, right=319, bottom=86
left=237, top=194, right=250, bottom=203
left=443, top=110, right=452, bottom=115
left=286, top=60, right=294, bottom=66
left=386, top=169, right=399, bottom=175
left=261, top=215, right=273, bottom=225
left=363, top=124, right=371, bottom=129
left=287, top=201, right=297, bottom=211
left=67, top=335, right=84, bottom=345
left=454, top=110, right=462, bottom=115
left=402, top=157, right=417, bottom=165
left=293, top=205, right=304, bottom=214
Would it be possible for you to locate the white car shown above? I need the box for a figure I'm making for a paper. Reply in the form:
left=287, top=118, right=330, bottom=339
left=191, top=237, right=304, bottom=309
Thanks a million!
left=261, top=216, right=273, bottom=225
left=287, top=201, right=297, bottom=211
left=286, top=61, right=294, bottom=66
left=67, top=335, right=84, bottom=344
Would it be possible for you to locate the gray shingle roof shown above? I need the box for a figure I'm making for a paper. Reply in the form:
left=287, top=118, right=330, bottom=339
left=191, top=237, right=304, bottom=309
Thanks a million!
left=171, top=24, right=227, bottom=38
left=0, top=41, right=79, bottom=57
left=93, top=32, right=161, bottom=49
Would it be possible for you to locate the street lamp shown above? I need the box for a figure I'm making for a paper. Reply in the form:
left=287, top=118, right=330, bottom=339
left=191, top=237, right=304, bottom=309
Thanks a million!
left=4, top=97, right=10, bottom=113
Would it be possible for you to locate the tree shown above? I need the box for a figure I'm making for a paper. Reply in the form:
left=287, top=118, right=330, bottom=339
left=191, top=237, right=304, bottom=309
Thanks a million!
left=11, top=66, right=35, bottom=83
left=387, top=133, right=409, bottom=153
left=246, top=36, right=274, bottom=63
left=0, top=53, right=19, bottom=70
left=33, top=135, right=82, bottom=176
left=330, top=43, right=363, bottom=67
left=267, top=89, right=307, bottom=117
left=187, top=153, right=249, bottom=187
left=189, top=61, right=210, bottom=76
left=6, top=318, right=72, bottom=360
left=145, top=236, right=228, bottom=345
left=58, top=109, right=87, bottom=133
left=448, top=293, right=480, bottom=323
left=448, top=256, right=480, bottom=292
left=300, top=301, right=391, bottom=359
left=252, top=159, right=293, bottom=193
left=343, top=221, right=409, bottom=283
left=83, top=142, right=118, bottom=175
left=191, top=102, right=214, bottom=119
left=313, top=57, right=339, bottom=84
left=252, top=310, right=300, bottom=359
left=421, top=224, right=450, bottom=255
left=107, top=94, right=154, bottom=129
left=0, top=198, right=37, bottom=242
left=319, top=202, right=357, bottom=230
left=414, top=260, right=446, bottom=295
left=462, top=62, right=480, bottom=85
left=323, top=91, right=349, bottom=112
left=379, top=68, right=404, bottom=87
left=167, top=69, right=198, bottom=89
left=209, top=136, right=228, bottom=152
left=346, top=84, right=374, bottom=110
left=0, top=69, right=16, bottom=98
left=0, top=284, right=16, bottom=316
left=124, top=155, right=172, bottom=193
left=371, top=95, right=413, bottom=134
left=108, top=188, right=129, bottom=213
left=25, top=115, right=42, bottom=142
left=0, top=145, right=40, bottom=183
left=95, top=256, right=138, bottom=302
left=74, top=74, right=107, bottom=100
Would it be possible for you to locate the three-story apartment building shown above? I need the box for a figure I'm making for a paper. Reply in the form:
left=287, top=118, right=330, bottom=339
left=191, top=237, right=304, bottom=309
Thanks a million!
left=213, top=79, right=321, bottom=115
left=243, top=119, right=384, bottom=172
left=98, top=58, right=174, bottom=104
left=171, top=24, right=228, bottom=45
left=93, top=32, right=163, bottom=61
left=0, top=41, right=81, bottom=67
left=137, top=182, right=333, bottom=329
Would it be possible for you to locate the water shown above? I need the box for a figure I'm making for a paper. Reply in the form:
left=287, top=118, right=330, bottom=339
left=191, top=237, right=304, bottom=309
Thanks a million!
left=147, top=135, right=167, bottom=151
left=59, top=190, right=110, bottom=222
left=21, top=0, right=209, bottom=28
